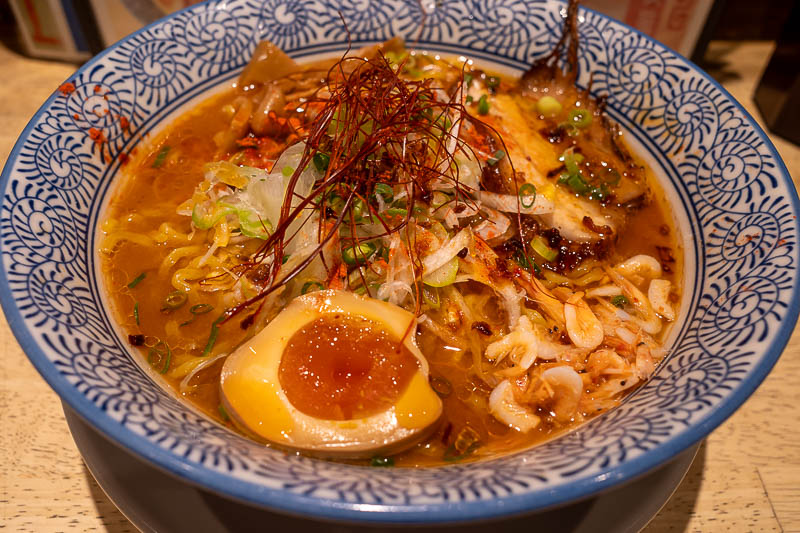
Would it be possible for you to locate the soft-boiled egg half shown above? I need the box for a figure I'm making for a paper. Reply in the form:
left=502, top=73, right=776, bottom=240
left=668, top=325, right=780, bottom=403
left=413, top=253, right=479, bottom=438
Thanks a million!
left=220, top=289, right=443, bottom=458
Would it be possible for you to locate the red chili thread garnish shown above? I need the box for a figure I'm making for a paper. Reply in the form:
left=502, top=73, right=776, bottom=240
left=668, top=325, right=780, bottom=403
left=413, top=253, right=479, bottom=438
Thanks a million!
left=94, top=85, right=102, bottom=93
left=119, top=116, right=130, bottom=130
left=222, top=39, right=519, bottom=340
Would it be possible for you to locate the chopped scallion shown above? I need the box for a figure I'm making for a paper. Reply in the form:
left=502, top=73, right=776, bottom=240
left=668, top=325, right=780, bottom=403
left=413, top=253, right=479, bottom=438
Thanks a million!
left=374, top=183, right=393, bottom=202
left=612, top=295, right=629, bottom=308
left=282, top=165, right=295, bottom=177
left=487, top=149, right=506, bottom=166
left=151, top=146, right=170, bottom=168
left=486, top=75, right=500, bottom=89
left=513, top=248, right=530, bottom=269
left=133, top=302, right=140, bottom=325
left=341, top=242, right=377, bottom=266
left=518, top=183, right=536, bottom=209
left=564, top=172, right=591, bottom=194
left=147, top=340, right=171, bottom=374
left=370, top=456, right=395, bottom=467
left=477, top=94, right=490, bottom=115
left=218, top=404, right=230, bottom=422
left=127, top=272, right=146, bottom=289
left=532, top=236, right=559, bottom=262
left=605, top=168, right=622, bottom=185
left=422, top=285, right=441, bottom=309
left=301, top=281, right=325, bottom=294
left=161, top=290, right=188, bottom=311
left=312, top=152, right=330, bottom=173
left=536, top=96, right=562, bottom=117
left=203, top=314, right=226, bottom=356
left=568, top=108, right=592, bottom=128
left=190, top=303, right=214, bottom=315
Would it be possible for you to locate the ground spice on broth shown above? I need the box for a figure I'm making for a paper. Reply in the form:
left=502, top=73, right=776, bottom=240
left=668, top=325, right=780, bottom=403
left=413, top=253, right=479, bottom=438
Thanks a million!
left=100, top=46, right=682, bottom=467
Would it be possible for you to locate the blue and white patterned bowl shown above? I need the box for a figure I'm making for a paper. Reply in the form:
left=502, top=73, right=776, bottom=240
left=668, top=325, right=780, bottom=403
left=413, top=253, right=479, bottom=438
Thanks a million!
left=1, top=0, right=797, bottom=524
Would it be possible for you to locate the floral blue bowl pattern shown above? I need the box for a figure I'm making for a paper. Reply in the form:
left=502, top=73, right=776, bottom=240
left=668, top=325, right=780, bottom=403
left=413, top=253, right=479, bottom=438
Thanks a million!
left=1, top=0, right=797, bottom=524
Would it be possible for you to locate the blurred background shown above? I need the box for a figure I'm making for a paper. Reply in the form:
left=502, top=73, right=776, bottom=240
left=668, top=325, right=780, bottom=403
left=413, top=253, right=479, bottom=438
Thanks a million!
left=3, top=0, right=796, bottom=144
left=0, top=0, right=793, bottom=62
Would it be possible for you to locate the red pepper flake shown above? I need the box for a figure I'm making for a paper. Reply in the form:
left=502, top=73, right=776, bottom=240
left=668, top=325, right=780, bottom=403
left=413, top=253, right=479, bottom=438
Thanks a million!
left=73, top=113, right=80, bottom=120
left=58, top=82, right=75, bottom=96
left=326, top=263, right=347, bottom=290
left=118, top=152, right=130, bottom=165
left=94, top=84, right=102, bottom=93
left=119, top=116, right=130, bottom=130
left=88, top=127, right=106, bottom=145
left=236, top=136, right=260, bottom=148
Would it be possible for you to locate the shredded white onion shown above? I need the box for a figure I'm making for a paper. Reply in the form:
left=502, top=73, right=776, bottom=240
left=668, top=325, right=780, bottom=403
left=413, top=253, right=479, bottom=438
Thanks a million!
left=421, top=228, right=471, bottom=275
left=476, top=190, right=554, bottom=215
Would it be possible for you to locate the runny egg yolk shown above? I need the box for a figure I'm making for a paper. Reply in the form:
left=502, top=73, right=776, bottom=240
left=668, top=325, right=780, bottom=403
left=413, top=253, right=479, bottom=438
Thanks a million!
left=278, top=314, right=419, bottom=420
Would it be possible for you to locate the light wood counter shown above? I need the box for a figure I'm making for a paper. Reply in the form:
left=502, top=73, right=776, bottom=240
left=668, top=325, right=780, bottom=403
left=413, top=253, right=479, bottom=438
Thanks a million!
left=1, top=40, right=798, bottom=532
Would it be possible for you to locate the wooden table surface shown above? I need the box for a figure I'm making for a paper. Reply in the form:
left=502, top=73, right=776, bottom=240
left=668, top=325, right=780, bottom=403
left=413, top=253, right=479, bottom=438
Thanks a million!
left=1, top=40, right=798, bottom=532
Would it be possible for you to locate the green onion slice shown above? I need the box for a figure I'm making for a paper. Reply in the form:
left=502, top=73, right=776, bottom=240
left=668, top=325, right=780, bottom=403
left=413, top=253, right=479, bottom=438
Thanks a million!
left=612, top=295, right=629, bottom=308
left=422, top=285, right=441, bottom=309
left=147, top=340, right=172, bottom=374
left=133, top=302, right=140, bottom=325
left=423, top=256, right=459, bottom=287
left=373, top=183, right=393, bottom=202
left=568, top=108, right=592, bottom=129
left=477, top=94, right=490, bottom=115
left=203, top=314, right=226, bottom=356
left=370, top=456, right=395, bottom=467
left=301, top=281, right=325, bottom=294
left=487, top=149, right=505, bottom=166
left=281, top=165, right=295, bottom=178
left=605, top=168, right=622, bottom=185
left=190, top=303, right=214, bottom=315
left=312, top=152, right=330, bottom=173
left=127, top=272, right=146, bottom=289
left=513, top=248, right=530, bottom=269
left=151, top=146, right=170, bottom=168
left=536, top=96, right=562, bottom=117
left=341, top=242, right=377, bottom=266
left=532, top=235, right=559, bottom=262
left=518, top=183, right=536, bottom=209
left=486, top=75, right=500, bottom=89
left=564, top=172, right=591, bottom=195
left=218, top=404, right=230, bottom=422
left=161, top=290, right=188, bottom=311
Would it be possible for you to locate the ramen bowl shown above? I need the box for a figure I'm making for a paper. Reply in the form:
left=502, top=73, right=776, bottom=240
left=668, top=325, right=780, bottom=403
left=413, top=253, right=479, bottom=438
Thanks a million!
left=1, top=0, right=796, bottom=524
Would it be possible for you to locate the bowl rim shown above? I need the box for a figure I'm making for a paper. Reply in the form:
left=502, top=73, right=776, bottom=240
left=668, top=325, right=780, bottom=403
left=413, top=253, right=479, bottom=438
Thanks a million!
left=1, top=0, right=797, bottom=524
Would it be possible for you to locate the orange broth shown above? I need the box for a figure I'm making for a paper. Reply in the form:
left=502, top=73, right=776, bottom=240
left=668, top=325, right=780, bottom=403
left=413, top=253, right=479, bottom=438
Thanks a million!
left=100, top=62, right=681, bottom=467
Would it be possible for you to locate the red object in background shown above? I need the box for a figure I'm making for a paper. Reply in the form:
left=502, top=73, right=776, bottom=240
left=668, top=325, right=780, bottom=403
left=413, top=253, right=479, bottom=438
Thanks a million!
left=625, top=0, right=666, bottom=36
left=23, top=0, right=60, bottom=45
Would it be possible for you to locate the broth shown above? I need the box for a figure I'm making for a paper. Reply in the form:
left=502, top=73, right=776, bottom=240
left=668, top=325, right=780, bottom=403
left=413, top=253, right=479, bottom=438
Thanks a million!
left=100, top=42, right=681, bottom=466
